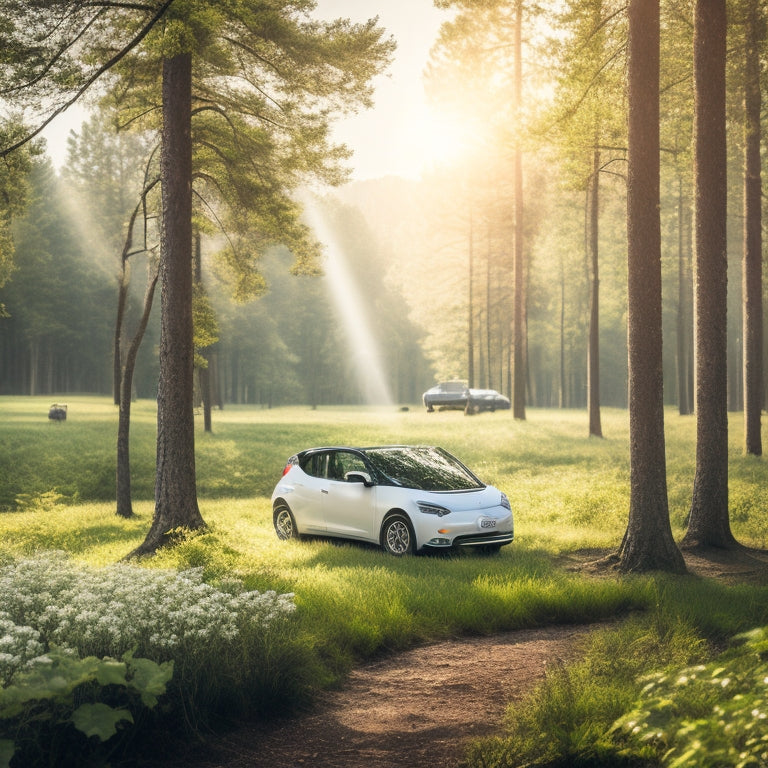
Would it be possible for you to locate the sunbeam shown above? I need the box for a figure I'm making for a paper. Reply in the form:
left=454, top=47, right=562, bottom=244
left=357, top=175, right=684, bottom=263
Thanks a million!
left=300, top=195, right=394, bottom=406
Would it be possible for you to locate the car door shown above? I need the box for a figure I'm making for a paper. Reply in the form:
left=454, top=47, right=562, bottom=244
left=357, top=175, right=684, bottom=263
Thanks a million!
left=322, top=450, right=376, bottom=541
left=289, top=451, right=331, bottom=533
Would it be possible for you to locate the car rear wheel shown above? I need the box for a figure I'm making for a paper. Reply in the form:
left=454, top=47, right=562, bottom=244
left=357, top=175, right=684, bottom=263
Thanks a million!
left=274, top=503, right=298, bottom=541
left=381, top=514, right=414, bottom=556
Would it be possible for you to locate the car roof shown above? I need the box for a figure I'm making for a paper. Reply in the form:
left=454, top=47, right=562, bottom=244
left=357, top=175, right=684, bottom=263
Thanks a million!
left=297, top=445, right=436, bottom=455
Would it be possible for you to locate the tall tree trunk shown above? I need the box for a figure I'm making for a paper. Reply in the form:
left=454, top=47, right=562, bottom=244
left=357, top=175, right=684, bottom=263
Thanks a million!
left=114, top=269, right=128, bottom=406
left=512, top=0, right=526, bottom=420
left=127, top=53, right=205, bottom=557
left=617, top=0, right=685, bottom=574
left=486, top=222, right=492, bottom=390
left=742, top=0, right=762, bottom=456
left=677, top=175, right=693, bottom=415
left=199, top=355, right=213, bottom=432
left=468, top=209, right=475, bottom=388
left=559, top=255, right=566, bottom=408
left=209, top=344, right=222, bottom=409
left=194, top=232, right=213, bottom=433
left=587, top=147, right=602, bottom=438
left=45, top=341, right=53, bottom=394
left=113, top=199, right=145, bottom=406
left=683, top=0, right=736, bottom=550
left=116, top=263, right=159, bottom=518
left=29, top=339, right=38, bottom=396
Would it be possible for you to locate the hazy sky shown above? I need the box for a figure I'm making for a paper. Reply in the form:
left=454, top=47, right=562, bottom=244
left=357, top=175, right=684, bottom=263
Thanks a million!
left=40, top=1, right=447, bottom=181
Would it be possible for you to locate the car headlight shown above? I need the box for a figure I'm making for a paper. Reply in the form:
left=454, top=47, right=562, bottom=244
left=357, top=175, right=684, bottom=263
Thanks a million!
left=417, top=501, right=451, bottom=517
left=500, top=493, right=511, bottom=511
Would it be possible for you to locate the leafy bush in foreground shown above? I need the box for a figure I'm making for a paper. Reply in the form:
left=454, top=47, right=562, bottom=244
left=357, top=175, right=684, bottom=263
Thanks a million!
left=612, top=626, right=768, bottom=768
left=0, top=552, right=297, bottom=767
left=0, top=646, right=172, bottom=768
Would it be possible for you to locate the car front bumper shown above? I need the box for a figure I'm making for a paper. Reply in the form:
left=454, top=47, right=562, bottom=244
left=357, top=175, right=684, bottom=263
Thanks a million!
left=418, top=511, right=514, bottom=550
left=422, top=531, right=515, bottom=549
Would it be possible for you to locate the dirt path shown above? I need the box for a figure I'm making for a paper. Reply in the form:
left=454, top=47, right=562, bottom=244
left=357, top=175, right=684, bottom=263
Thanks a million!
left=152, top=625, right=589, bottom=768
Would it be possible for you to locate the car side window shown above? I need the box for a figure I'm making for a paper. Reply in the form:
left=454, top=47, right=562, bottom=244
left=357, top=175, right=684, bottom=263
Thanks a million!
left=328, top=451, right=368, bottom=481
left=302, top=452, right=327, bottom=478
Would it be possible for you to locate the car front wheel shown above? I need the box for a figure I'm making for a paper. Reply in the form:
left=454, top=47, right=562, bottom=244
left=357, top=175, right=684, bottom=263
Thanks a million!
left=381, top=514, right=414, bottom=556
left=274, top=503, right=299, bottom=541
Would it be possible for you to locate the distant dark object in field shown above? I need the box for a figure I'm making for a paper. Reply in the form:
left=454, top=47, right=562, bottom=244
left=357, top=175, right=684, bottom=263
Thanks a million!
left=48, top=404, right=67, bottom=421
left=399, top=406, right=409, bottom=412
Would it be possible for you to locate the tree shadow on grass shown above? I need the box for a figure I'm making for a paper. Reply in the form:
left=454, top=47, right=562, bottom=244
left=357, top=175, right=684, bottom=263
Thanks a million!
left=557, top=544, right=768, bottom=586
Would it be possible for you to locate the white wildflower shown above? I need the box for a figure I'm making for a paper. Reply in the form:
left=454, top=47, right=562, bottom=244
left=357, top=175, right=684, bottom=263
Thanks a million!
left=0, top=552, right=297, bottom=677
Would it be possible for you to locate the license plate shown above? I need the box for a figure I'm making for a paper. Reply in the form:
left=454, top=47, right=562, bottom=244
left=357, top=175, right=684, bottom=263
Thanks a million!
left=480, top=518, right=496, bottom=529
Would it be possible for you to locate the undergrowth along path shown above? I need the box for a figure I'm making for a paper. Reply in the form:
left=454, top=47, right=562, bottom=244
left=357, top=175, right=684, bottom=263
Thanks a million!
left=140, top=548, right=768, bottom=768
left=145, top=625, right=589, bottom=768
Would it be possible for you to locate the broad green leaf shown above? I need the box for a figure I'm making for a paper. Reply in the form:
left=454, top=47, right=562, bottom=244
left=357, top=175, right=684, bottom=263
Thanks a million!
left=95, top=658, right=128, bottom=687
left=127, top=657, right=174, bottom=708
left=71, top=702, right=133, bottom=741
left=0, top=740, right=15, bottom=768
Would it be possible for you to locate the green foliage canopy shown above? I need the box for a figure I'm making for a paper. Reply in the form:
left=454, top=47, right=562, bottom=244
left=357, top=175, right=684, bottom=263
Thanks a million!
left=0, top=1, right=395, bottom=292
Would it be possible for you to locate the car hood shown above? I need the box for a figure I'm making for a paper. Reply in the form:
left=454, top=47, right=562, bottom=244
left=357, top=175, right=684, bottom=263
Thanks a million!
left=415, top=485, right=504, bottom=512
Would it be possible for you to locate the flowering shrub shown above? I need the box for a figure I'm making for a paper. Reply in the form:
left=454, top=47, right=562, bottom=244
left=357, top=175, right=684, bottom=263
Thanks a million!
left=613, top=626, right=768, bottom=768
left=0, top=615, right=45, bottom=687
left=0, top=551, right=295, bottom=663
left=0, top=552, right=297, bottom=768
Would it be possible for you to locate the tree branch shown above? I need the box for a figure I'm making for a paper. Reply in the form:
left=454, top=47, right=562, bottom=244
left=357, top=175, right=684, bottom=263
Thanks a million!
left=0, top=0, right=175, bottom=157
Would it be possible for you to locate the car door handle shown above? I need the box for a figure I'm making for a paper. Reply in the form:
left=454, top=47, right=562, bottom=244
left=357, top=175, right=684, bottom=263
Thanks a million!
left=321, top=489, right=329, bottom=494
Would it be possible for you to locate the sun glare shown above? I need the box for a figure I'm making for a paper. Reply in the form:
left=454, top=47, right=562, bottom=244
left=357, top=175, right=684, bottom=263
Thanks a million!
left=406, top=104, right=474, bottom=176
left=299, top=194, right=394, bottom=406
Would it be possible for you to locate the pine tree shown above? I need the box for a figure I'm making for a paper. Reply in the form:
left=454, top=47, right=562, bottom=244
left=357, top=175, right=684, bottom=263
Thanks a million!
left=0, top=0, right=394, bottom=555
left=617, top=0, right=685, bottom=574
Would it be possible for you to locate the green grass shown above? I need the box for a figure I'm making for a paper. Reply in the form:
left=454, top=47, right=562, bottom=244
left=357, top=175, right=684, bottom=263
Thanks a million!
left=3, top=396, right=766, bottom=546
left=2, top=396, right=768, bottom=767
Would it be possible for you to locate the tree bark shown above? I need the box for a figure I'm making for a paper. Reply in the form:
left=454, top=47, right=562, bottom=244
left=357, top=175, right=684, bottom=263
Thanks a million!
left=127, top=52, right=205, bottom=557
left=676, top=175, right=693, bottom=415
left=468, top=208, right=475, bottom=388
left=587, top=147, right=602, bottom=438
left=617, top=0, right=685, bottom=574
left=29, top=339, right=38, bottom=396
left=512, top=0, right=526, bottom=420
left=742, top=0, right=762, bottom=456
left=113, top=269, right=128, bottom=406
left=486, top=223, right=492, bottom=390
left=559, top=254, right=566, bottom=408
left=683, top=0, right=736, bottom=550
left=194, top=231, right=213, bottom=433
left=116, top=263, right=158, bottom=518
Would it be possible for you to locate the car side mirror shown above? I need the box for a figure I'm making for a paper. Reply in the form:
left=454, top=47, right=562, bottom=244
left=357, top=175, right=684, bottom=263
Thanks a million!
left=345, top=471, right=373, bottom=487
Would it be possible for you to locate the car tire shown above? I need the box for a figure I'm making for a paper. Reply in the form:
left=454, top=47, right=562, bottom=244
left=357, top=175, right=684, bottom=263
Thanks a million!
left=381, top=513, right=414, bottom=556
left=274, top=503, right=299, bottom=541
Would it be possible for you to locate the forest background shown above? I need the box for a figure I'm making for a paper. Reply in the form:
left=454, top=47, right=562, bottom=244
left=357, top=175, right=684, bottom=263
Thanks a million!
left=2, top=0, right=756, bottom=417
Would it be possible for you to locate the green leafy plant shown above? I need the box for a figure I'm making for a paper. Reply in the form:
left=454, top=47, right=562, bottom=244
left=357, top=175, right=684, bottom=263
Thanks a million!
left=0, top=647, right=172, bottom=768
left=612, top=627, right=768, bottom=768
left=12, top=489, right=63, bottom=513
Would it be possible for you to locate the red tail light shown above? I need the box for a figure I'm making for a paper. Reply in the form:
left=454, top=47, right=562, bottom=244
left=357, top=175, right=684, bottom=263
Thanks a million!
left=281, top=463, right=292, bottom=477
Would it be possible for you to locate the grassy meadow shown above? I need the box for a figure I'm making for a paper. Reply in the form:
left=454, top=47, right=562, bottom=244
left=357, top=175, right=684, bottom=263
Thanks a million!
left=1, top=396, right=768, bottom=767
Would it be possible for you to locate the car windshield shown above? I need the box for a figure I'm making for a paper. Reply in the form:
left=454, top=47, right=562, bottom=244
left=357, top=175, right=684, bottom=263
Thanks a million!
left=439, top=381, right=466, bottom=392
left=363, top=446, right=483, bottom=491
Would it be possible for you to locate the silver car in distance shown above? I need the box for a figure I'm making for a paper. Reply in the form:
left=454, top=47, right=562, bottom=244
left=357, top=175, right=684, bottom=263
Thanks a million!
left=271, top=445, right=514, bottom=556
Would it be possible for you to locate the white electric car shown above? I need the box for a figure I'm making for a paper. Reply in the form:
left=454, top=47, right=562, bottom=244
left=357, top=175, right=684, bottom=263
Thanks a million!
left=270, top=445, right=514, bottom=555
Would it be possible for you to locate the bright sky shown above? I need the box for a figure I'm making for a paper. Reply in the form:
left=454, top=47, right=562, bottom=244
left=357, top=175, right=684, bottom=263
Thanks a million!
left=40, top=0, right=447, bottom=181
